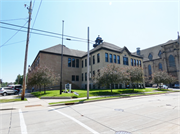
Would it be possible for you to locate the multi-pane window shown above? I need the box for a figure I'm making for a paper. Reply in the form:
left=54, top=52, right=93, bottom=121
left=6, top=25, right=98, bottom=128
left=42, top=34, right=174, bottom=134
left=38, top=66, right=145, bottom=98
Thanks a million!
left=82, top=60, right=83, bottom=68
left=105, top=53, right=108, bottom=62
left=148, top=53, right=153, bottom=60
left=97, top=69, right=100, bottom=76
left=93, top=71, right=95, bottom=77
left=134, top=59, right=136, bottom=66
left=93, top=56, right=95, bottom=64
left=89, top=57, right=91, bottom=65
left=85, top=73, right=87, bottom=81
left=72, top=75, right=75, bottom=81
left=137, top=60, right=139, bottom=66
left=148, top=65, right=152, bottom=76
left=68, top=58, right=71, bottom=67
left=169, top=55, right=176, bottom=67
left=159, top=63, right=163, bottom=71
left=97, top=53, right=100, bottom=63
left=76, top=76, right=79, bottom=81
left=85, top=59, right=87, bottom=67
left=139, top=60, right=141, bottom=67
left=76, top=59, right=79, bottom=68
left=117, top=56, right=120, bottom=64
left=114, top=55, right=116, bottom=63
left=131, top=59, right=133, bottom=66
left=82, top=73, right=83, bottom=81
left=110, top=54, right=112, bottom=63
left=123, top=57, right=128, bottom=65
left=72, top=59, right=75, bottom=67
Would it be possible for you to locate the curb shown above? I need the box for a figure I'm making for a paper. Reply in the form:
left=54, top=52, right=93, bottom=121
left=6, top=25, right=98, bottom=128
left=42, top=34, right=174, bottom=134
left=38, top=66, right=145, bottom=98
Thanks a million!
left=48, top=92, right=175, bottom=107
left=0, top=108, right=16, bottom=111
left=41, top=97, right=71, bottom=99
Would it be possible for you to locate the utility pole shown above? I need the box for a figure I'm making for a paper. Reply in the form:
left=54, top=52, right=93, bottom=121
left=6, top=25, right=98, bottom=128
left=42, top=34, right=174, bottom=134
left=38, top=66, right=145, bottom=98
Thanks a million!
left=87, top=27, right=89, bottom=99
left=60, top=20, right=64, bottom=94
left=21, top=0, right=32, bottom=100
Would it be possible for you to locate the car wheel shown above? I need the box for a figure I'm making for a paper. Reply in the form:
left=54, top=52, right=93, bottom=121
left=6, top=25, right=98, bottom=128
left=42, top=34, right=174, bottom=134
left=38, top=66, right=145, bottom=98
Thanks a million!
left=3, top=92, right=7, bottom=96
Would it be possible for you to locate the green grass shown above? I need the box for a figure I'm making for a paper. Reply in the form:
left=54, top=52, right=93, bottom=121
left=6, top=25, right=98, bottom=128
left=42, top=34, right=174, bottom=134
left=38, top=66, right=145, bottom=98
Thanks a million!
left=0, top=98, right=27, bottom=103
left=49, top=91, right=170, bottom=105
left=31, top=88, right=171, bottom=99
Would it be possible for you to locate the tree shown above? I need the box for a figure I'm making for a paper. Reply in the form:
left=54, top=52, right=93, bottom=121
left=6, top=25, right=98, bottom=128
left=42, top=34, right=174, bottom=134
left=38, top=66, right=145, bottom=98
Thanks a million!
left=14, top=74, right=23, bottom=84
left=28, top=66, right=59, bottom=93
left=93, top=64, right=130, bottom=93
left=126, top=66, right=144, bottom=91
left=152, top=71, right=177, bottom=89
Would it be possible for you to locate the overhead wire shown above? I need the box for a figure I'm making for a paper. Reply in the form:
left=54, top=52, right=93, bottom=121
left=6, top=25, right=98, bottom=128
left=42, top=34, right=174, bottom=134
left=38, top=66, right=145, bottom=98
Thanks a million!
left=0, top=21, right=95, bottom=43
left=0, top=40, right=26, bottom=47
left=0, top=21, right=28, bottom=48
left=0, top=18, right=28, bottom=22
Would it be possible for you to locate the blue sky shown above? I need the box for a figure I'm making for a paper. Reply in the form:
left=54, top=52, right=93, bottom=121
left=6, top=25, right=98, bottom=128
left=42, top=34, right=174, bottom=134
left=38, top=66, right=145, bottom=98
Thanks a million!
left=0, top=0, right=179, bottom=82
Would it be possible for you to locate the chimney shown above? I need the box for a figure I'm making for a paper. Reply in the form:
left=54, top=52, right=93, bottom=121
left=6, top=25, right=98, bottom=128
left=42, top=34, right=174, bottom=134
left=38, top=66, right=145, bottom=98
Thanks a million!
left=136, top=47, right=140, bottom=55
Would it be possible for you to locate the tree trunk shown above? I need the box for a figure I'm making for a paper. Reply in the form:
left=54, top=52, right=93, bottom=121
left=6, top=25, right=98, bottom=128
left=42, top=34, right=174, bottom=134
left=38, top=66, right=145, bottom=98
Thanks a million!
left=44, top=84, right=45, bottom=94
left=111, top=83, right=112, bottom=93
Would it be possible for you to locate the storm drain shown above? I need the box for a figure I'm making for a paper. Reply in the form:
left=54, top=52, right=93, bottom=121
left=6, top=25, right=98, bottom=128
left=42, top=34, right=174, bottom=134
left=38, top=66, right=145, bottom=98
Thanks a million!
left=115, top=131, right=131, bottom=134
left=114, top=109, right=124, bottom=112
left=166, top=104, right=171, bottom=106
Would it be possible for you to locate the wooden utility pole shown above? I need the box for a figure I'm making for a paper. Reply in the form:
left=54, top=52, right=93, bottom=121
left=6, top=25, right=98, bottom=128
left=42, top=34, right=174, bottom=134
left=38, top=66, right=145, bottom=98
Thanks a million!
left=21, top=0, right=32, bottom=100
left=60, top=20, right=64, bottom=94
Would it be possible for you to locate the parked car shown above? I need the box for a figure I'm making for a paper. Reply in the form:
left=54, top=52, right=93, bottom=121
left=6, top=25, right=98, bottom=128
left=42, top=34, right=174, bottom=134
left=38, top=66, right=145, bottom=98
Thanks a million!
left=152, top=84, right=158, bottom=88
left=8, top=84, right=22, bottom=92
left=0, top=87, right=18, bottom=96
left=158, top=85, right=168, bottom=89
left=173, top=84, right=179, bottom=88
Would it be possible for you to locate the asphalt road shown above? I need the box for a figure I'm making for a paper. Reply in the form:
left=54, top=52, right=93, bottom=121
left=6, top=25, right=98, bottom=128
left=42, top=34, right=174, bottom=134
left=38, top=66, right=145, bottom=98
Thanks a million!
left=0, top=92, right=180, bottom=134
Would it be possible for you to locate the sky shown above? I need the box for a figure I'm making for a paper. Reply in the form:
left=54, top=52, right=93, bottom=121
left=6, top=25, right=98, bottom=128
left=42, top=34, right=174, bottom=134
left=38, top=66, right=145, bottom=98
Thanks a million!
left=0, top=0, right=179, bottom=82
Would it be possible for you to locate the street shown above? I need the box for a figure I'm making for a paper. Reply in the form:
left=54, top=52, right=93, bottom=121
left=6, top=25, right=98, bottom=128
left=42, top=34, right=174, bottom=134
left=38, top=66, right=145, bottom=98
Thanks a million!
left=0, top=92, right=180, bottom=134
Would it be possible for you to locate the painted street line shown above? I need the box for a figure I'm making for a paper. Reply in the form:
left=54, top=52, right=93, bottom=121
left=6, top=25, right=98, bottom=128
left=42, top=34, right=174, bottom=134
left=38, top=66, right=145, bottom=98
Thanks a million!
left=49, top=107, right=99, bottom=134
left=19, top=109, right=28, bottom=134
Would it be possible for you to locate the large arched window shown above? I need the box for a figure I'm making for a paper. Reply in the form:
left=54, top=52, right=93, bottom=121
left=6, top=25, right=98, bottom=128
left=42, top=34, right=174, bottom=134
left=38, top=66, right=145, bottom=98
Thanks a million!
left=169, top=55, right=176, bottom=67
left=158, top=63, right=163, bottom=71
left=148, top=53, right=153, bottom=60
left=148, top=65, right=152, bottom=76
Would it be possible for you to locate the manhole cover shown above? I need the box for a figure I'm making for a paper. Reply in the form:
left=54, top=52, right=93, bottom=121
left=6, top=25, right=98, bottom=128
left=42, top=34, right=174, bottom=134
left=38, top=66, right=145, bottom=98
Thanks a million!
left=115, top=131, right=131, bottom=134
left=166, top=104, right=171, bottom=106
left=114, top=109, right=124, bottom=112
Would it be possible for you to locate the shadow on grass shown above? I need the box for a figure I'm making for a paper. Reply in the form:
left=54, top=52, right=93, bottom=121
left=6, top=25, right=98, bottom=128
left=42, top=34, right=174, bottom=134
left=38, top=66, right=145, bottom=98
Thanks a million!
left=31, top=92, right=52, bottom=97
left=155, top=89, right=169, bottom=91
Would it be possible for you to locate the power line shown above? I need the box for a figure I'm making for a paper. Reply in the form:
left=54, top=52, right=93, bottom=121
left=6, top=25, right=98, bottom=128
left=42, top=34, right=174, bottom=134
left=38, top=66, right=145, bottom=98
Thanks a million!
left=0, top=21, right=28, bottom=48
left=31, top=0, right=42, bottom=29
left=0, top=40, right=26, bottom=48
left=0, top=18, right=28, bottom=22
left=0, top=21, right=95, bottom=43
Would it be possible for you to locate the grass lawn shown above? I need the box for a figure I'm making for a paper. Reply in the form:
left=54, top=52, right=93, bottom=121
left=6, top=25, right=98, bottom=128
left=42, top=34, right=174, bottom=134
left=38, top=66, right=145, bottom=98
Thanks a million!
left=0, top=98, right=27, bottom=103
left=31, top=88, right=172, bottom=99
left=49, top=91, right=169, bottom=105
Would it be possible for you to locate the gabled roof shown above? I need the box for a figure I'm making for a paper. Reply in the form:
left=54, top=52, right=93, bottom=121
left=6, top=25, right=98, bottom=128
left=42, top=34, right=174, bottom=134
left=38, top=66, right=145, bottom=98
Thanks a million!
left=41, top=44, right=86, bottom=57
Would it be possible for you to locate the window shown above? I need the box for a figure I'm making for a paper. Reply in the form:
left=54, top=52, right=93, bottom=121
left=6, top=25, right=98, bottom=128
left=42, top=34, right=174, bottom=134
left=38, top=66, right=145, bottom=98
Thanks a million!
left=97, top=69, right=100, bottom=76
left=114, top=55, right=116, bottom=63
left=148, top=65, right=152, bottom=76
left=72, top=75, right=75, bottom=81
left=139, top=60, right=141, bottom=67
left=85, top=59, right=87, bottom=67
left=110, top=54, right=112, bottom=63
left=93, top=56, right=95, bottom=64
left=82, top=60, right=83, bottom=68
left=169, top=55, right=176, bottom=67
left=93, top=71, right=95, bottom=77
left=105, top=53, right=108, bottom=62
left=117, top=56, right=120, bottom=64
left=131, top=59, right=133, bottom=66
left=72, top=59, right=75, bottom=67
left=148, top=53, right=153, bottom=60
left=123, top=57, right=128, bottom=65
left=137, top=60, right=139, bottom=66
left=68, top=58, right=71, bottom=67
left=76, top=76, right=79, bottom=81
left=76, top=59, right=79, bottom=68
left=97, top=53, right=100, bottom=63
left=134, top=59, right=136, bottom=66
left=158, top=50, right=162, bottom=58
left=159, top=63, right=163, bottom=71
left=89, top=57, right=91, bottom=65
left=85, top=73, right=87, bottom=81
left=82, top=73, right=83, bottom=81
